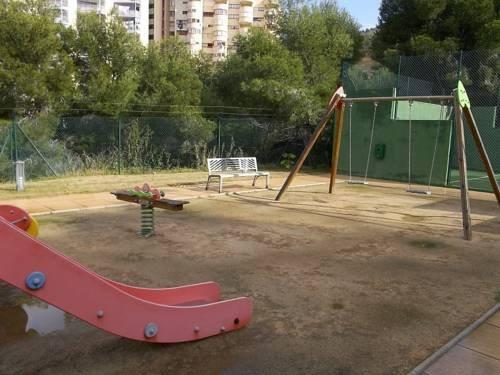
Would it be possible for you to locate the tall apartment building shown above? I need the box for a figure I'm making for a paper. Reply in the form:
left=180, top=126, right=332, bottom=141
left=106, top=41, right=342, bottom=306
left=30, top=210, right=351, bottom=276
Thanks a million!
left=149, top=0, right=277, bottom=60
left=53, top=0, right=150, bottom=45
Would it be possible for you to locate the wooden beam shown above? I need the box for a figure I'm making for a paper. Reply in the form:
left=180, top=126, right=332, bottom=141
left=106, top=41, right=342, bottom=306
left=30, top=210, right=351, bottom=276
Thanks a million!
left=453, top=90, right=472, bottom=240
left=462, top=106, right=500, bottom=206
left=111, top=191, right=188, bottom=211
left=329, top=101, right=346, bottom=193
left=275, top=87, right=345, bottom=201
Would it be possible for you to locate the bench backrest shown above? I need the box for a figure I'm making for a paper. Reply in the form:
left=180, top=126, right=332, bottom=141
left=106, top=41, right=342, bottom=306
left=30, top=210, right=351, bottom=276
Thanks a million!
left=207, top=157, right=258, bottom=174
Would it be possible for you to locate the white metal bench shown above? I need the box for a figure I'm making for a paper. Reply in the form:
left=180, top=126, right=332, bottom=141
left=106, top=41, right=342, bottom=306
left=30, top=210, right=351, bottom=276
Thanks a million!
left=206, top=157, right=270, bottom=193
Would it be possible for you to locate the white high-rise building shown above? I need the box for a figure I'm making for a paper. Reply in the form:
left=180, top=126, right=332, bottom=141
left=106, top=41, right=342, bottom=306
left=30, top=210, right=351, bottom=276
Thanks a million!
left=149, top=0, right=277, bottom=60
left=53, top=0, right=150, bottom=45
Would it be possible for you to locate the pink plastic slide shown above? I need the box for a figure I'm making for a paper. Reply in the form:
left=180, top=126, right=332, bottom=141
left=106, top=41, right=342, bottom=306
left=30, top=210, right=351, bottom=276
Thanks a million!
left=0, top=205, right=252, bottom=343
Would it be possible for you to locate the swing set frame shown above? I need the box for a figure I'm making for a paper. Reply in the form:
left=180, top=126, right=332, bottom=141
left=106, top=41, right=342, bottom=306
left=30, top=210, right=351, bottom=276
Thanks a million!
left=275, top=83, right=500, bottom=241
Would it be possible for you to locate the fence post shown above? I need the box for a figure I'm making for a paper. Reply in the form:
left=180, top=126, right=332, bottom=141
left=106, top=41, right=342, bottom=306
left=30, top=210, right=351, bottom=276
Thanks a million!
left=217, top=117, right=221, bottom=158
left=118, top=114, right=122, bottom=175
left=457, top=50, right=463, bottom=81
left=10, top=116, right=17, bottom=182
left=396, top=55, right=402, bottom=90
left=11, top=115, right=18, bottom=162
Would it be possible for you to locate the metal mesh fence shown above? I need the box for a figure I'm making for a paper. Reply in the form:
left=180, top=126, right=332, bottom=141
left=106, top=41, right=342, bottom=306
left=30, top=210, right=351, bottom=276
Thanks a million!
left=0, top=114, right=296, bottom=182
left=341, top=49, right=500, bottom=193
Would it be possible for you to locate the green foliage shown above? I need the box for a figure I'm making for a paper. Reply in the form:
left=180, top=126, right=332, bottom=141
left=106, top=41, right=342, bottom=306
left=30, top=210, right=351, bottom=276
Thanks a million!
left=373, top=0, right=500, bottom=58
left=214, top=28, right=323, bottom=127
left=280, top=152, right=296, bottom=169
left=66, top=12, right=143, bottom=115
left=274, top=0, right=362, bottom=98
left=137, top=38, right=203, bottom=110
left=0, top=0, right=74, bottom=116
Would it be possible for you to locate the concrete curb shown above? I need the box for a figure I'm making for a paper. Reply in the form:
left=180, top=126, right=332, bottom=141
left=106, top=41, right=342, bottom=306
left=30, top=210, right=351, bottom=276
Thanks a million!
left=409, top=303, right=500, bottom=374
left=30, top=182, right=331, bottom=217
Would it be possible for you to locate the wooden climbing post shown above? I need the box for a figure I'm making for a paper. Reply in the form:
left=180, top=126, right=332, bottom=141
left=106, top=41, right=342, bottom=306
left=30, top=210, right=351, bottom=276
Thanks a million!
left=453, top=88, right=472, bottom=240
left=329, top=101, right=346, bottom=193
left=275, top=87, right=345, bottom=201
left=462, top=106, right=500, bottom=206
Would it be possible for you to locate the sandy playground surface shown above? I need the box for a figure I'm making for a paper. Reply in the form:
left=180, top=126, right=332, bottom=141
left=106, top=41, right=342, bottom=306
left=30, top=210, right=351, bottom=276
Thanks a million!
left=1, top=182, right=499, bottom=374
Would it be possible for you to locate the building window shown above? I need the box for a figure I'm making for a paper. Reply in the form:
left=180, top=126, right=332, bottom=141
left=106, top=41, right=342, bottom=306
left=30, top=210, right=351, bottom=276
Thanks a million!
left=182, top=11, right=188, bottom=14
left=228, top=3, right=239, bottom=8
left=230, top=25, right=239, bottom=29
left=228, top=14, right=239, bottom=19
left=214, top=9, right=227, bottom=15
left=253, top=17, right=262, bottom=21
left=214, top=30, right=225, bottom=36
left=257, top=7, right=265, bottom=11
left=169, top=11, right=174, bottom=16
left=203, top=12, right=214, bottom=16
left=207, top=43, right=213, bottom=47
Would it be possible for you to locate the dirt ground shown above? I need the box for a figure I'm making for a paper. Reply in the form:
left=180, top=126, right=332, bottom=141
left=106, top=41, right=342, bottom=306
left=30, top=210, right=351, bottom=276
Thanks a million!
left=1, top=182, right=500, bottom=374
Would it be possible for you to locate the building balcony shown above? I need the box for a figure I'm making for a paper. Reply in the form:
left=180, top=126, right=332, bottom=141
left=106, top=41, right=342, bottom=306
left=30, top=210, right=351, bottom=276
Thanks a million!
left=214, top=0, right=227, bottom=3
left=240, top=0, right=253, bottom=6
left=116, top=10, right=138, bottom=18
left=239, top=20, right=251, bottom=26
left=114, top=0, right=138, bottom=5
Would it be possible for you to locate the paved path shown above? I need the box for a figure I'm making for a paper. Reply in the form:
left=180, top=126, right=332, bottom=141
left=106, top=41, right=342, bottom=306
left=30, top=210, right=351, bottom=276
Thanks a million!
left=0, top=173, right=331, bottom=215
left=412, top=304, right=500, bottom=374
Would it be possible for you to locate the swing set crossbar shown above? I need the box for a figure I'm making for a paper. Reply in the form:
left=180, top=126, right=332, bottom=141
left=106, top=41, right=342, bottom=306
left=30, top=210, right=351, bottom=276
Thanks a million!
left=343, top=95, right=453, bottom=103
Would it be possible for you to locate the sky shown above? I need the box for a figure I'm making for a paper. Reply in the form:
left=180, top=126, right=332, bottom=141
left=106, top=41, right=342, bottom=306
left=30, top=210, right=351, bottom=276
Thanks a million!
left=337, top=0, right=381, bottom=29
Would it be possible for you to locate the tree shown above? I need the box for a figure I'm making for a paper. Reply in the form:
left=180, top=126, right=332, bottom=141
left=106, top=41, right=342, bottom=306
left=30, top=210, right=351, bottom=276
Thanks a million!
left=273, top=0, right=362, bottom=99
left=136, top=37, right=203, bottom=110
left=64, top=12, right=144, bottom=115
left=0, top=0, right=74, bottom=117
left=214, top=28, right=318, bottom=122
left=372, top=0, right=500, bottom=59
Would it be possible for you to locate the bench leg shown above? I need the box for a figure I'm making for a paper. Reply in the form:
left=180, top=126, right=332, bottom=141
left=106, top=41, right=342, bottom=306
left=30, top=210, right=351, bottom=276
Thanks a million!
left=219, top=177, right=223, bottom=193
left=266, top=175, right=269, bottom=189
left=252, top=176, right=258, bottom=187
left=205, top=176, right=211, bottom=190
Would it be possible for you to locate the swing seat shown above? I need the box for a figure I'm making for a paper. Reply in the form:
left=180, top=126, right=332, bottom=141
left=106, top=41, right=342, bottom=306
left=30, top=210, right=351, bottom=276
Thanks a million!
left=348, top=180, right=368, bottom=185
left=406, top=188, right=432, bottom=196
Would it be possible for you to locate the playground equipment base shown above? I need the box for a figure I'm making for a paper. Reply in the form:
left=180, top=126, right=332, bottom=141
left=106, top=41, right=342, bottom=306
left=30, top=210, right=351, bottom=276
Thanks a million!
left=0, top=210, right=252, bottom=343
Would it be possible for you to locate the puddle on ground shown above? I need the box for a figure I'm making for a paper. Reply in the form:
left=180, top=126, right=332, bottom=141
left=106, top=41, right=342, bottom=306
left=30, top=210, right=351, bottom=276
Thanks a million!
left=0, top=301, right=67, bottom=344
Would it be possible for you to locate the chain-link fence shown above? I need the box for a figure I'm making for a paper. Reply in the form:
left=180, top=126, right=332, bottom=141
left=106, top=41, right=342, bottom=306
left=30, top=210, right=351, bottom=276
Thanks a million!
left=340, top=49, right=500, bottom=193
left=0, top=113, right=303, bottom=182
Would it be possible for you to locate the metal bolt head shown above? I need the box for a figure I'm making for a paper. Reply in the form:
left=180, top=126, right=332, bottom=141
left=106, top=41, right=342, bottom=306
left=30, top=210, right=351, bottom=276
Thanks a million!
left=193, top=326, right=200, bottom=333
left=144, top=323, right=158, bottom=338
left=220, top=326, right=225, bottom=332
left=25, top=271, right=46, bottom=290
left=96, top=310, right=104, bottom=318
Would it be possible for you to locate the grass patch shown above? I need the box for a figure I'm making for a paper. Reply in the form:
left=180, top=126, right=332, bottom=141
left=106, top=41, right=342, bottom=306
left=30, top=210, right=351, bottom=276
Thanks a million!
left=0, top=167, right=302, bottom=200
